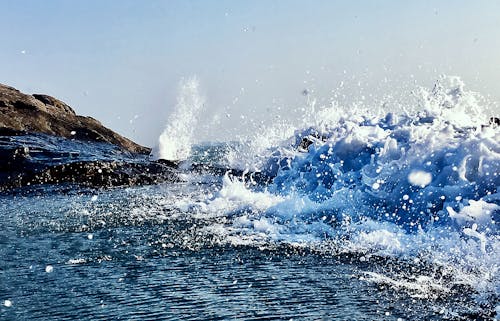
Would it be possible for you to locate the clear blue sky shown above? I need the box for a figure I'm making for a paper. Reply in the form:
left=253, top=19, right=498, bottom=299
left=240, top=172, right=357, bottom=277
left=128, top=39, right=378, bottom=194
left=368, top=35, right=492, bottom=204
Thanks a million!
left=1, top=1, right=499, bottom=145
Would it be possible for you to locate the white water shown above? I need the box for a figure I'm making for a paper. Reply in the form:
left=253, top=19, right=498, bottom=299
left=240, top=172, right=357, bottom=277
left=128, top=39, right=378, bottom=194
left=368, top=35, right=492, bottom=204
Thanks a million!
left=157, top=75, right=499, bottom=314
left=155, top=77, right=205, bottom=161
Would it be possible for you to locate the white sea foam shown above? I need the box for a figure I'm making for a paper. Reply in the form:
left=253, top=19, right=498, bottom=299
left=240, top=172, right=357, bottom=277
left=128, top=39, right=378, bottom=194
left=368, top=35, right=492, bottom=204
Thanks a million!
left=188, top=76, right=499, bottom=302
left=200, top=172, right=285, bottom=217
left=66, top=258, right=87, bottom=265
left=362, top=271, right=449, bottom=299
left=407, top=170, right=432, bottom=187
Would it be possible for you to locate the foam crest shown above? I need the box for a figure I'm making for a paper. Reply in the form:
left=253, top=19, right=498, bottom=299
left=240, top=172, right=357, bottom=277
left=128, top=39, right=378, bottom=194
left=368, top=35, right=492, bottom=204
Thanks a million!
left=197, top=76, right=499, bottom=303
left=204, top=172, right=285, bottom=216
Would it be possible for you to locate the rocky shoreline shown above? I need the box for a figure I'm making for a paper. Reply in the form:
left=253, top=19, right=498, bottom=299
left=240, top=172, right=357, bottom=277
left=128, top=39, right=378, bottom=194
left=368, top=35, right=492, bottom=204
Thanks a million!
left=0, top=84, right=150, bottom=154
left=0, top=83, right=276, bottom=192
left=0, top=84, right=178, bottom=191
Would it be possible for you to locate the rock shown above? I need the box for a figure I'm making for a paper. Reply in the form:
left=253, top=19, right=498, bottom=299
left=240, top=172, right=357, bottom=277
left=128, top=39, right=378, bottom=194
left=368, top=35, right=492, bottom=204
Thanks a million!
left=297, top=133, right=327, bottom=152
left=0, top=83, right=150, bottom=154
left=0, top=133, right=178, bottom=192
left=3, top=160, right=179, bottom=190
left=189, top=162, right=273, bottom=185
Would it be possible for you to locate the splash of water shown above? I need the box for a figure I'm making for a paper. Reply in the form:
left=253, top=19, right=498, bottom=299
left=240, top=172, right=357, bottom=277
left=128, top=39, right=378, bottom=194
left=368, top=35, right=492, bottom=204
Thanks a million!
left=184, top=76, right=499, bottom=306
left=155, top=77, right=205, bottom=160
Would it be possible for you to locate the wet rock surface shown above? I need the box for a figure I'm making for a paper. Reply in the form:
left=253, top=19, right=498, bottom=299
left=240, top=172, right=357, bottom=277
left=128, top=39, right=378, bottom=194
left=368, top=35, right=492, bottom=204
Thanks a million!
left=0, top=133, right=178, bottom=192
left=0, top=83, right=182, bottom=191
left=6, top=160, right=179, bottom=190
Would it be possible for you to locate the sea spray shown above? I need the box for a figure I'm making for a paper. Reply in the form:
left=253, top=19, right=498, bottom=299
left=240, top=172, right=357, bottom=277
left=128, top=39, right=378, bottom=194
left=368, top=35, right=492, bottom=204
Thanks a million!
left=224, top=93, right=345, bottom=172
left=148, top=74, right=498, bottom=309
left=192, top=76, right=499, bottom=303
left=155, top=77, right=205, bottom=161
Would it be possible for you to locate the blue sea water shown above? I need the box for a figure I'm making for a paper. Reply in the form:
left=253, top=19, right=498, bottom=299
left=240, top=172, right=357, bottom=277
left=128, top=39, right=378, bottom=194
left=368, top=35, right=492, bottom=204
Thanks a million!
left=1, top=76, right=499, bottom=320
left=0, top=184, right=494, bottom=320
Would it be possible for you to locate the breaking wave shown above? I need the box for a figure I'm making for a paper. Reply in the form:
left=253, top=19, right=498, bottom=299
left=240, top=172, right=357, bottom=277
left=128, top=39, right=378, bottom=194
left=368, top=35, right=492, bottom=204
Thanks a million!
left=180, top=76, right=499, bottom=308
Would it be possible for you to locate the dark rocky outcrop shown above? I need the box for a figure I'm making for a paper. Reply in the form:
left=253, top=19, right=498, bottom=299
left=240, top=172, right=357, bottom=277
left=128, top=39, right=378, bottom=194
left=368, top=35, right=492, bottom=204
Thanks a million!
left=0, top=132, right=178, bottom=192
left=0, top=84, right=182, bottom=192
left=0, top=83, right=150, bottom=154
left=4, top=160, right=179, bottom=190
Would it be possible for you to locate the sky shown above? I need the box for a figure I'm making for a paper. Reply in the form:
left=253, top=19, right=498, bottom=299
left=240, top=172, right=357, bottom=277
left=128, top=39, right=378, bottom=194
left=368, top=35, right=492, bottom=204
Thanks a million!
left=1, top=0, right=499, bottom=146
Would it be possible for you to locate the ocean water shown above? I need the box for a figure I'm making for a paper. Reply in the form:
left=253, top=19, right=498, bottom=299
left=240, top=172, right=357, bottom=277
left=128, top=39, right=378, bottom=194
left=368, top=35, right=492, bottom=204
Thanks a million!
left=1, top=76, right=499, bottom=320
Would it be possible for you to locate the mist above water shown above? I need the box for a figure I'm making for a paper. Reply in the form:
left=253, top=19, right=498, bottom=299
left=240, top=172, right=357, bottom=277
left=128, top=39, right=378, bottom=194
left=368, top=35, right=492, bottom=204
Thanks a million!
left=155, top=77, right=205, bottom=161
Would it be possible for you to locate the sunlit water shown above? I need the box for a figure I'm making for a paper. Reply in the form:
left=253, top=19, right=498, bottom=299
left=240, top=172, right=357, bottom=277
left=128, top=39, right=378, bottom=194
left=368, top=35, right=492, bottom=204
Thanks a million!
left=0, top=181, right=493, bottom=320
left=1, top=76, right=499, bottom=320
